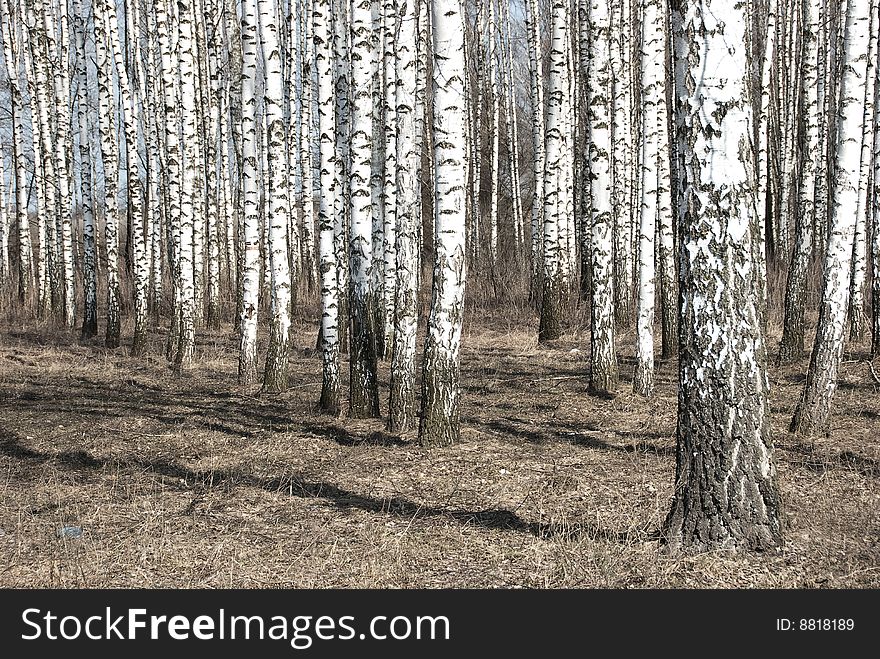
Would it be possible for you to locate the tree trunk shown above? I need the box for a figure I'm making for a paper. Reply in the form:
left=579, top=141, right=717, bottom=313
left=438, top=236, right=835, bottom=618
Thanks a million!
left=389, top=0, right=420, bottom=433
left=664, top=0, right=782, bottom=553
left=316, top=0, right=341, bottom=413
left=419, top=0, right=467, bottom=448
left=790, top=0, right=871, bottom=437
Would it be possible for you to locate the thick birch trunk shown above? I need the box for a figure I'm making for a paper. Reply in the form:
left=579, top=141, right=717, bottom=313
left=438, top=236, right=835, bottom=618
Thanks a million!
left=664, top=0, right=782, bottom=552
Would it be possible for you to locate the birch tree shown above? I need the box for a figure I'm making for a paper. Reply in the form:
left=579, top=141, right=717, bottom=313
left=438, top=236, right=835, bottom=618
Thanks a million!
left=238, top=0, right=261, bottom=384
left=259, top=0, right=293, bottom=392
left=0, top=0, right=32, bottom=303
left=777, top=0, right=821, bottom=365
left=663, top=0, right=782, bottom=552
left=539, top=0, right=568, bottom=343
left=93, top=0, right=121, bottom=347
left=316, top=0, right=341, bottom=412
left=420, top=0, right=467, bottom=447
left=525, top=0, right=544, bottom=288
left=348, top=0, right=381, bottom=418
left=586, top=0, right=618, bottom=395
left=790, top=0, right=872, bottom=436
left=74, top=0, right=97, bottom=338
left=389, top=0, right=419, bottom=432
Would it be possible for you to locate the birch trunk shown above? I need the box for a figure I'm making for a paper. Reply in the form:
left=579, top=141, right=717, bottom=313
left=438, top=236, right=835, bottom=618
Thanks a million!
left=93, top=0, right=121, bottom=347
left=848, top=1, right=877, bottom=343
left=0, top=0, right=32, bottom=303
left=102, top=0, right=150, bottom=355
left=74, top=0, right=97, bottom=338
left=389, top=0, right=419, bottom=432
left=238, top=0, right=261, bottom=384
left=777, top=0, right=820, bottom=365
left=380, top=0, right=397, bottom=360
left=526, top=0, right=544, bottom=290
left=663, top=0, right=782, bottom=552
left=419, top=0, right=467, bottom=447
left=790, top=0, right=871, bottom=436
left=587, top=0, right=617, bottom=395
left=259, top=0, right=293, bottom=392
left=348, top=0, right=380, bottom=418
left=316, top=0, right=341, bottom=412
left=539, top=0, right=568, bottom=343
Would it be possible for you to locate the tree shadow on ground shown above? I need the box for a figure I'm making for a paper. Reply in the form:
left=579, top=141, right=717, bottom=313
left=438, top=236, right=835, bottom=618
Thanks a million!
left=778, top=440, right=880, bottom=478
left=0, top=428, right=653, bottom=545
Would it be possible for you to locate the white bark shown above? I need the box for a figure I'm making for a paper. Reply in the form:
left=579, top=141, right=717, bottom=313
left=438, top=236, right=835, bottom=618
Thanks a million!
left=0, top=0, right=32, bottom=302
left=315, top=0, right=340, bottom=412
left=259, top=0, right=293, bottom=392
left=665, top=0, right=781, bottom=552
left=389, top=0, right=419, bottom=432
left=238, top=0, right=261, bottom=384
left=791, top=0, right=872, bottom=436
left=74, top=0, right=97, bottom=338
left=586, top=0, right=617, bottom=395
left=525, top=0, right=543, bottom=286
left=539, top=0, right=568, bottom=342
left=420, top=0, right=467, bottom=447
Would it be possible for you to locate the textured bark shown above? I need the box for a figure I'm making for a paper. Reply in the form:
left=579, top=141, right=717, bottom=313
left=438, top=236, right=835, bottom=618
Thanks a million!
left=93, top=0, right=121, bottom=348
left=41, top=0, right=75, bottom=327
left=298, top=0, right=317, bottom=292
left=102, top=0, right=149, bottom=355
left=380, top=0, right=397, bottom=360
left=873, top=6, right=880, bottom=358
left=664, top=0, right=782, bottom=553
left=333, top=0, right=350, bottom=355
left=525, top=0, right=544, bottom=289
left=74, top=0, right=97, bottom=339
left=539, top=0, right=569, bottom=343
left=791, top=0, right=871, bottom=437
left=156, top=0, right=182, bottom=360
left=0, top=0, right=32, bottom=303
left=849, top=2, right=877, bottom=343
left=237, top=0, right=261, bottom=385
left=777, top=0, right=820, bottom=365
left=586, top=0, right=617, bottom=395
left=420, top=0, right=467, bottom=448
left=348, top=0, right=380, bottom=418
left=260, top=0, right=293, bottom=393
left=389, top=0, right=420, bottom=433
left=175, top=0, right=199, bottom=369
left=611, top=0, right=634, bottom=328
left=315, top=0, right=341, bottom=413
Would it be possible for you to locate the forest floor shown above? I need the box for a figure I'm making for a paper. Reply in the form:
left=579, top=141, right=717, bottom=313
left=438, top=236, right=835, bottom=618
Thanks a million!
left=0, top=304, right=878, bottom=588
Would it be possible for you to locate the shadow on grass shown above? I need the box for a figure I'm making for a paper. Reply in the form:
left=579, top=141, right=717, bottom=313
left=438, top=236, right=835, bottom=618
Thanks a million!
left=0, top=428, right=653, bottom=545
left=778, top=440, right=880, bottom=478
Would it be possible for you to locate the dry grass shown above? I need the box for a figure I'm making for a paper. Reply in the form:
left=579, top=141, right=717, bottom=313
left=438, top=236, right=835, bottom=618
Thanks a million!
left=0, top=306, right=878, bottom=588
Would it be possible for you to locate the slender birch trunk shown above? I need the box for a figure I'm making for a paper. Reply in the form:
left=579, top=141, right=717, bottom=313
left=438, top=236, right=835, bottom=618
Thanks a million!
left=316, top=0, right=341, bottom=412
left=74, top=0, right=97, bottom=338
left=419, top=0, right=467, bottom=447
left=777, top=0, right=820, bottom=365
left=259, top=0, right=293, bottom=392
left=0, top=0, right=32, bottom=303
left=299, top=0, right=317, bottom=292
left=539, top=0, right=568, bottom=343
left=389, top=0, right=419, bottom=432
left=380, top=0, right=397, bottom=360
left=849, top=1, right=877, bottom=343
left=101, top=0, right=149, bottom=354
left=663, top=0, right=782, bottom=553
left=586, top=0, right=617, bottom=395
left=347, top=0, right=380, bottom=418
left=238, top=0, right=260, bottom=384
left=791, top=0, right=872, bottom=436
left=93, top=0, right=121, bottom=347
left=526, top=0, right=544, bottom=290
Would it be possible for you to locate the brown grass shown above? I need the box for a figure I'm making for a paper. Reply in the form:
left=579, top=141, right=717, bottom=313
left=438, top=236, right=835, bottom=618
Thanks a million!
left=0, top=306, right=878, bottom=588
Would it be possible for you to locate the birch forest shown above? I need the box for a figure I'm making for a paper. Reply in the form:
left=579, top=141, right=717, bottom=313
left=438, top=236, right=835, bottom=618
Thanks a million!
left=0, top=0, right=878, bottom=586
